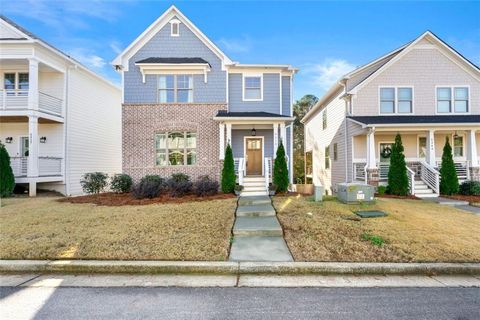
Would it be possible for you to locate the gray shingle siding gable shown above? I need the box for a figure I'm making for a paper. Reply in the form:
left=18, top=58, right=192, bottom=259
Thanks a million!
left=228, top=73, right=281, bottom=113
left=124, top=21, right=227, bottom=104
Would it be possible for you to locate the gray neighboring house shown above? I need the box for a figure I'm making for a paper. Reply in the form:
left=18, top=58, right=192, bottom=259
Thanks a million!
left=113, top=5, right=297, bottom=196
left=302, top=31, right=480, bottom=198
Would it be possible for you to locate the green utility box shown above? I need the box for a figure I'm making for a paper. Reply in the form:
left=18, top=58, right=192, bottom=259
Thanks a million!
left=337, top=183, right=375, bottom=204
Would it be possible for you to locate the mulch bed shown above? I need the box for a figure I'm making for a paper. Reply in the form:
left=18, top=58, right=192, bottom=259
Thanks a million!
left=375, top=193, right=420, bottom=200
left=443, top=194, right=480, bottom=204
left=59, top=192, right=236, bottom=206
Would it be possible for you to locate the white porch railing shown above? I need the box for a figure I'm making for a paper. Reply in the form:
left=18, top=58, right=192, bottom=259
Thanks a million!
left=420, top=161, right=440, bottom=194
left=353, top=162, right=367, bottom=181
left=436, top=160, right=470, bottom=181
left=10, top=156, right=62, bottom=177
left=0, top=89, right=63, bottom=117
left=0, top=90, right=28, bottom=109
left=234, top=158, right=245, bottom=185
left=39, top=92, right=63, bottom=116
left=407, top=166, right=416, bottom=195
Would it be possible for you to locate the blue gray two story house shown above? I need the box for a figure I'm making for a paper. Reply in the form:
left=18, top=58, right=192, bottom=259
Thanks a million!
left=113, top=5, right=297, bottom=195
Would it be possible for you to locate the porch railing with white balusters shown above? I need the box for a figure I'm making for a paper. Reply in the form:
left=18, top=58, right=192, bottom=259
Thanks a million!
left=10, top=156, right=63, bottom=178
left=406, top=166, right=416, bottom=195
left=420, top=161, right=440, bottom=194
left=0, top=89, right=63, bottom=117
left=264, top=157, right=270, bottom=191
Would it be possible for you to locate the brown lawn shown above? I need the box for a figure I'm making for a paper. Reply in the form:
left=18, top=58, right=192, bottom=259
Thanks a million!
left=0, top=197, right=236, bottom=261
left=273, top=195, right=480, bottom=262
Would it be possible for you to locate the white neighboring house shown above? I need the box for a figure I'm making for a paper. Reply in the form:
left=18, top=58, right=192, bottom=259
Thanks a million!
left=302, top=31, right=480, bottom=198
left=0, top=16, right=121, bottom=196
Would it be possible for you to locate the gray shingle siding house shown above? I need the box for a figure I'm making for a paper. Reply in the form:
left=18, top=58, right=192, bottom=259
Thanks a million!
left=113, top=5, right=297, bottom=196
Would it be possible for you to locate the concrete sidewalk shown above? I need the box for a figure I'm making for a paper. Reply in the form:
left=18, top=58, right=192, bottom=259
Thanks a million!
left=1, top=260, right=479, bottom=276
left=1, top=273, right=480, bottom=288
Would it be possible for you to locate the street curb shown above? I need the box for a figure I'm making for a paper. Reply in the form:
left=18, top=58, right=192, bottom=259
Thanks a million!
left=0, top=260, right=479, bottom=276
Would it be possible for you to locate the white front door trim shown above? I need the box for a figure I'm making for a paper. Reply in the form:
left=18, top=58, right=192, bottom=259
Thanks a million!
left=243, top=135, right=264, bottom=176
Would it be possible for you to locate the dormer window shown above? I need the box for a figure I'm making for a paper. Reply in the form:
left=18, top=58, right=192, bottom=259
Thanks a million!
left=170, top=19, right=180, bottom=37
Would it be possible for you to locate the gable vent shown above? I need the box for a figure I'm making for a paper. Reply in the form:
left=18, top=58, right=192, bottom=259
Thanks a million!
left=169, top=18, right=180, bottom=37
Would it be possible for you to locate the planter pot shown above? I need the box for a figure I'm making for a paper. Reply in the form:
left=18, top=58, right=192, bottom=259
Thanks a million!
left=294, top=184, right=314, bottom=195
left=269, top=191, right=276, bottom=196
left=234, top=191, right=241, bottom=196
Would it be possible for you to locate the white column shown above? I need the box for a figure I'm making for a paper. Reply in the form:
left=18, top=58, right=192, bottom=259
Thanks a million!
left=280, top=123, right=286, bottom=147
left=28, top=115, right=39, bottom=178
left=366, top=128, right=376, bottom=169
left=28, top=58, right=39, bottom=111
left=219, top=123, right=225, bottom=160
left=468, top=129, right=478, bottom=167
left=426, top=129, right=436, bottom=166
left=226, top=123, right=232, bottom=147
left=273, top=123, right=279, bottom=157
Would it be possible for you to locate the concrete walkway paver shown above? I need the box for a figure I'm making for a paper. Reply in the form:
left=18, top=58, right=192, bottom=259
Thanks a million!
left=426, top=197, right=480, bottom=215
left=229, top=196, right=293, bottom=262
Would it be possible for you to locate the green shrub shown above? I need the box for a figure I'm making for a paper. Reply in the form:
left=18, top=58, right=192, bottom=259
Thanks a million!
left=194, top=176, right=219, bottom=197
left=110, top=174, right=133, bottom=193
left=221, top=144, right=236, bottom=193
left=80, top=172, right=108, bottom=194
left=361, top=233, right=385, bottom=247
left=377, top=185, right=387, bottom=195
left=459, top=180, right=480, bottom=196
left=132, top=175, right=164, bottom=199
left=440, top=137, right=459, bottom=195
left=387, top=133, right=409, bottom=196
left=273, top=141, right=289, bottom=193
left=0, top=142, right=15, bottom=198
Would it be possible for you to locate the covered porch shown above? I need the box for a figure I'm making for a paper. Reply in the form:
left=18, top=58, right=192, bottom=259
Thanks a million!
left=214, top=111, right=294, bottom=195
left=349, top=116, right=480, bottom=197
left=1, top=116, right=64, bottom=196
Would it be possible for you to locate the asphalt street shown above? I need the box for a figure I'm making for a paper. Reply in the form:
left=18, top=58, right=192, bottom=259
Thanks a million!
left=1, top=286, right=479, bottom=320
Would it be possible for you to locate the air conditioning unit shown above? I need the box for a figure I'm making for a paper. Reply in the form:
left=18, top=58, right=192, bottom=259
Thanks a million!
left=336, top=183, right=375, bottom=204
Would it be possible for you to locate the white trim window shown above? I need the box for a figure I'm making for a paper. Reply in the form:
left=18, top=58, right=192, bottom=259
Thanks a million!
left=380, top=87, right=413, bottom=114
left=243, top=75, right=263, bottom=101
left=436, top=87, right=469, bottom=113
left=155, top=132, right=197, bottom=166
left=4, top=72, right=29, bottom=95
left=158, top=75, right=193, bottom=103
left=325, top=146, right=330, bottom=169
left=453, top=135, right=463, bottom=157
left=322, top=110, right=327, bottom=130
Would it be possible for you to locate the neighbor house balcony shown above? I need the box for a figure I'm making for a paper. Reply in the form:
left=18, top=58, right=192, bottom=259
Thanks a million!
left=10, top=156, right=63, bottom=178
left=0, top=89, right=63, bottom=117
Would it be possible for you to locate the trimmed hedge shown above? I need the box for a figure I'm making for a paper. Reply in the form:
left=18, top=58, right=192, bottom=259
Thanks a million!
left=110, top=174, right=133, bottom=193
left=80, top=172, right=108, bottom=194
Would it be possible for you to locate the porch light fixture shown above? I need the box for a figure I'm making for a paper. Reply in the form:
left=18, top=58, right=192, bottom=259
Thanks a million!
left=40, top=136, right=47, bottom=143
left=5, top=137, right=13, bottom=144
left=453, top=131, right=459, bottom=139
left=251, top=127, right=256, bottom=136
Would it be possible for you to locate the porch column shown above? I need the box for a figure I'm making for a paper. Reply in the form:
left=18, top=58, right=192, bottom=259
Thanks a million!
left=280, top=123, right=286, bottom=146
left=28, top=115, right=39, bottom=196
left=426, top=129, right=436, bottom=166
left=366, top=128, right=376, bottom=169
left=28, top=58, right=39, bottom=111
left=467, top=129, right=478, bottom=167
left=219, top=123, right=225, bottom=159
left=226, top=123, right=232, bottom=146
left=273, top=123, right=279, bottom=157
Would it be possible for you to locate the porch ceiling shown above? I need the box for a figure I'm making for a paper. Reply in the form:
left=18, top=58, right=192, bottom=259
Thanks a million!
left=0, top=116, right=58, bottom=123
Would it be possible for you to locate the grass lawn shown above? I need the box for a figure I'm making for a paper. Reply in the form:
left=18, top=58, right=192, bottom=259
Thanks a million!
left=273, top=195, right=480, bottom=262
left=0, top=197, right=236, bottom=261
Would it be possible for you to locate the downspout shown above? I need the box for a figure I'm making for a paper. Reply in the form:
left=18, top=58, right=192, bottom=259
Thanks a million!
left=341, top=81, right=349, bottom=183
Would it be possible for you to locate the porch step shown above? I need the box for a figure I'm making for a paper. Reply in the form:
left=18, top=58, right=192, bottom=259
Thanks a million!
left=416, top=193, right=440, bottom=198
left=414, top=184, right=429, bottom=190
left=243, top=186, right=267, bottom=192
left=415, top=188, right=434, bottom=194
left=243, top=181, right=266, bottom=187
left=243, top=177, right=266, bottom=182
left=236, top=203, right=276, bottom=217
left=233, top=216, right=283, bottom=237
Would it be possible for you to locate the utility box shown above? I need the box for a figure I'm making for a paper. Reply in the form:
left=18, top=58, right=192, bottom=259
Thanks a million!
left=337, top=183, right=375, bottom=204
left=314, top=186, right=324, bottom=202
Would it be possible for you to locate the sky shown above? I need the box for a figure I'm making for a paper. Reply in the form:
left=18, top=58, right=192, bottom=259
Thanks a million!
left=3, top=0, right=479, bottom=101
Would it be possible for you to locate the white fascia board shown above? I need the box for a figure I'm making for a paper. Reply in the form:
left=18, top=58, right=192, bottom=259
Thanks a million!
left=228, top=64, right=298, bottom=74
left=112, top=5, right=233, bottom=70
left=135, top=63, right=211, bottom=83
left=367, top=122, right=480, bottom=129
left=213, top=116, right=295, bottom=122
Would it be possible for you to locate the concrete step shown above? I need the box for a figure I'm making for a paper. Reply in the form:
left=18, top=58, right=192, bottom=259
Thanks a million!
left=415, top=181, right=427, bottom=185
left=229, top=236, right=293, bottom=262
left=416, top=193, right=439, bottom=198
left=414, top=184, right=429, bottom=190
left=243, top=177, right=265, bottom=183
left=236, top=203, right=276, bottom=217
left=243, top=181, right=266, bottom=186
left=240, top=191, right=269, bottom=197
left=415, top=189, right=434, bottom=194
left=238, top=196, right=271, bottom=206
left=243, top=186, right=267, bottom=192
left=233, top=216, right=283, bottom=237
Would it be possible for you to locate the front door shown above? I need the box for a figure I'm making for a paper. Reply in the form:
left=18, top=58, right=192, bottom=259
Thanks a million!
left=246, top=138, right=262, bottom=176
left=20, top=137, right=29, bottom=157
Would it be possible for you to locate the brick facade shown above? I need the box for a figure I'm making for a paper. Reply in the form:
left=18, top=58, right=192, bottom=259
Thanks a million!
left=122, top=103, right=227, bottom=182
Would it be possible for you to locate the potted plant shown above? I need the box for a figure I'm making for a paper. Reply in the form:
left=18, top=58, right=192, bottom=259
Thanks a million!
left=269, top=184, right=277, bottom=196
left=234, top=184, right=244, bottom=196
